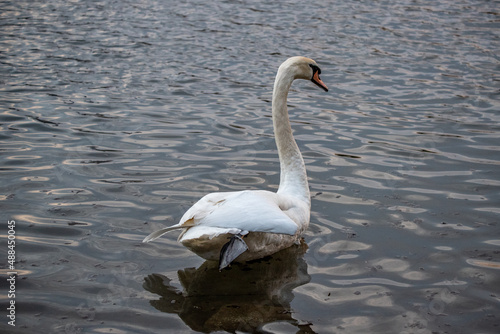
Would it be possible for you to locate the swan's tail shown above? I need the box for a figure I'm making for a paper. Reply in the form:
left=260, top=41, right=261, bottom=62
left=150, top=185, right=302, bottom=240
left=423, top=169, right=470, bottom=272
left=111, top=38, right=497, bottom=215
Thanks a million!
left=142, top=225, right=185, bottom=243
left=219, top=234, right=248, bottom=271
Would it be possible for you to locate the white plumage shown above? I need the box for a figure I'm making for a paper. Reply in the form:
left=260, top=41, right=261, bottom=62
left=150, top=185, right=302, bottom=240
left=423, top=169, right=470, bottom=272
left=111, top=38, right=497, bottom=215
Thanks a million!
left=143, top=56, right=328, bottom=269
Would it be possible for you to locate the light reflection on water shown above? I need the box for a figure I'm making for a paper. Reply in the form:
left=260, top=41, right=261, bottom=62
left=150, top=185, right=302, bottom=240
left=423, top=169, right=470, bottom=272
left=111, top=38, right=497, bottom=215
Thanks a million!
left=1, top=0, right=499, bottom=333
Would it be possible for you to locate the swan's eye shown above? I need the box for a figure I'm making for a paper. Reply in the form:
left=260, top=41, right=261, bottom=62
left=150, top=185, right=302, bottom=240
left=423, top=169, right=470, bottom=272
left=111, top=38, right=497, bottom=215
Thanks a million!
left=309, top=64, right=321, bottom=75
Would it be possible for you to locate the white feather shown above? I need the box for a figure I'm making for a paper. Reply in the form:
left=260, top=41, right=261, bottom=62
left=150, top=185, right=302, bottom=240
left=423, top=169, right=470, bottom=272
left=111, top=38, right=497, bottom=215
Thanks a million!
left=180, top=190, right=299, bottom=235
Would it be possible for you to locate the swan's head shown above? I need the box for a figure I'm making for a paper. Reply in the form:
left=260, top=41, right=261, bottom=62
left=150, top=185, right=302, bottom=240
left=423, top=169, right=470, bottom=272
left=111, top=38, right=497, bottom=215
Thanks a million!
left=279, top=56, right=329, bottom=92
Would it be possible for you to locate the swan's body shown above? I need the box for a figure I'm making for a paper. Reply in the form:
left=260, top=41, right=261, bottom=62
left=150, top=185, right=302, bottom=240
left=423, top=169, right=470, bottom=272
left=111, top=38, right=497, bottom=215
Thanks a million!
left=143, top=57, right=328, bottom=269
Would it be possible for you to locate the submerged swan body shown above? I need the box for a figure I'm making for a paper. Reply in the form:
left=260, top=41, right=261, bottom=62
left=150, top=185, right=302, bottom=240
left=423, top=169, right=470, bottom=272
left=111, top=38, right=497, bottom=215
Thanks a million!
left=143, top=56, right=328, bottom=269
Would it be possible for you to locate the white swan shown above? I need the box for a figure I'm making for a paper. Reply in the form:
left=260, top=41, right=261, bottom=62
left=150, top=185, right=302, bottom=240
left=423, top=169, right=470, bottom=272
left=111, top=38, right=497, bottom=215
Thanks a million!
left=143, top=56, right=328, bottom=270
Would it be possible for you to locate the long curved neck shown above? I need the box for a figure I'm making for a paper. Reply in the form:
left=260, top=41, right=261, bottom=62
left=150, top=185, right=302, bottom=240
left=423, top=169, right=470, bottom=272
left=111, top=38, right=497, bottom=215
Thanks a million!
left=272, top=67, right=310, bottom=204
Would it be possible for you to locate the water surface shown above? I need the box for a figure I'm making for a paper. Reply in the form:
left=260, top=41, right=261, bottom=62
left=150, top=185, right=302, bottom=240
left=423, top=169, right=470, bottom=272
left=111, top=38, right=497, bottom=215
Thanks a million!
left=1, top=0, right=499, bottom=333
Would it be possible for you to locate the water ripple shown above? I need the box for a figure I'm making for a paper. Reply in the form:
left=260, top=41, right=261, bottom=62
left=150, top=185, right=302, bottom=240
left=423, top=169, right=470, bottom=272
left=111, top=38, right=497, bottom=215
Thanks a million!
left=1, top=0, right=499, bottom=332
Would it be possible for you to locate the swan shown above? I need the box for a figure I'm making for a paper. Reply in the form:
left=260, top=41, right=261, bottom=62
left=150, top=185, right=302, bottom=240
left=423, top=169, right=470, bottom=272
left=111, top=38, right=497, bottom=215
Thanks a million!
left=143, top=56, right=328, bottom=270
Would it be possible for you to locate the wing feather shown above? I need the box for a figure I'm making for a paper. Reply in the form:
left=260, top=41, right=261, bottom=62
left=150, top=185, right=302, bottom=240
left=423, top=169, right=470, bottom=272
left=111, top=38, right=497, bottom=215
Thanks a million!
left=142, top=218, right=195, bottom=243
left=197, top=190, right=299, bottom=235
left=143, top=190, right=302, bottom=243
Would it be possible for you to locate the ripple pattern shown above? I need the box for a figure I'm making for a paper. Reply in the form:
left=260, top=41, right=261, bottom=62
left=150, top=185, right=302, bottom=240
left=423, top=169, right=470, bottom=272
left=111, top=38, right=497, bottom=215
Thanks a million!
left=1, top=0, right=499, bottom=333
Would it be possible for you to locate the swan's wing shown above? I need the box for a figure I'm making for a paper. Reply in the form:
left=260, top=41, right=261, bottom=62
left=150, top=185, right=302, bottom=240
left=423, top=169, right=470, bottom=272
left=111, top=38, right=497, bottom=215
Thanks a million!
left=143, top=190, right=300, bottom=243
left=184, top=190, right=300, bottom=235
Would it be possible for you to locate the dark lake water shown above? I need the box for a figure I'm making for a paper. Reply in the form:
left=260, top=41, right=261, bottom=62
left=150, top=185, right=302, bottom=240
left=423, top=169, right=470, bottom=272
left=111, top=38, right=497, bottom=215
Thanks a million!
left=1, top=0, right=499, bottom=333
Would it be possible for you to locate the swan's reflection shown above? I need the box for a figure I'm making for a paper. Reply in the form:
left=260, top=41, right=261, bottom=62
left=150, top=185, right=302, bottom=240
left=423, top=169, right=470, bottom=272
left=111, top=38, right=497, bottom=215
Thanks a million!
left=143, top=241, right=314, bottom=333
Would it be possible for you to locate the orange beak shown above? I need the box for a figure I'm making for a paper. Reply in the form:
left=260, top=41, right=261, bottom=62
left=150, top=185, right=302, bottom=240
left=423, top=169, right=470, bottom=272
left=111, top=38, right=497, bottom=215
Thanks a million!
left=312, top=71, right=328, bottom=92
